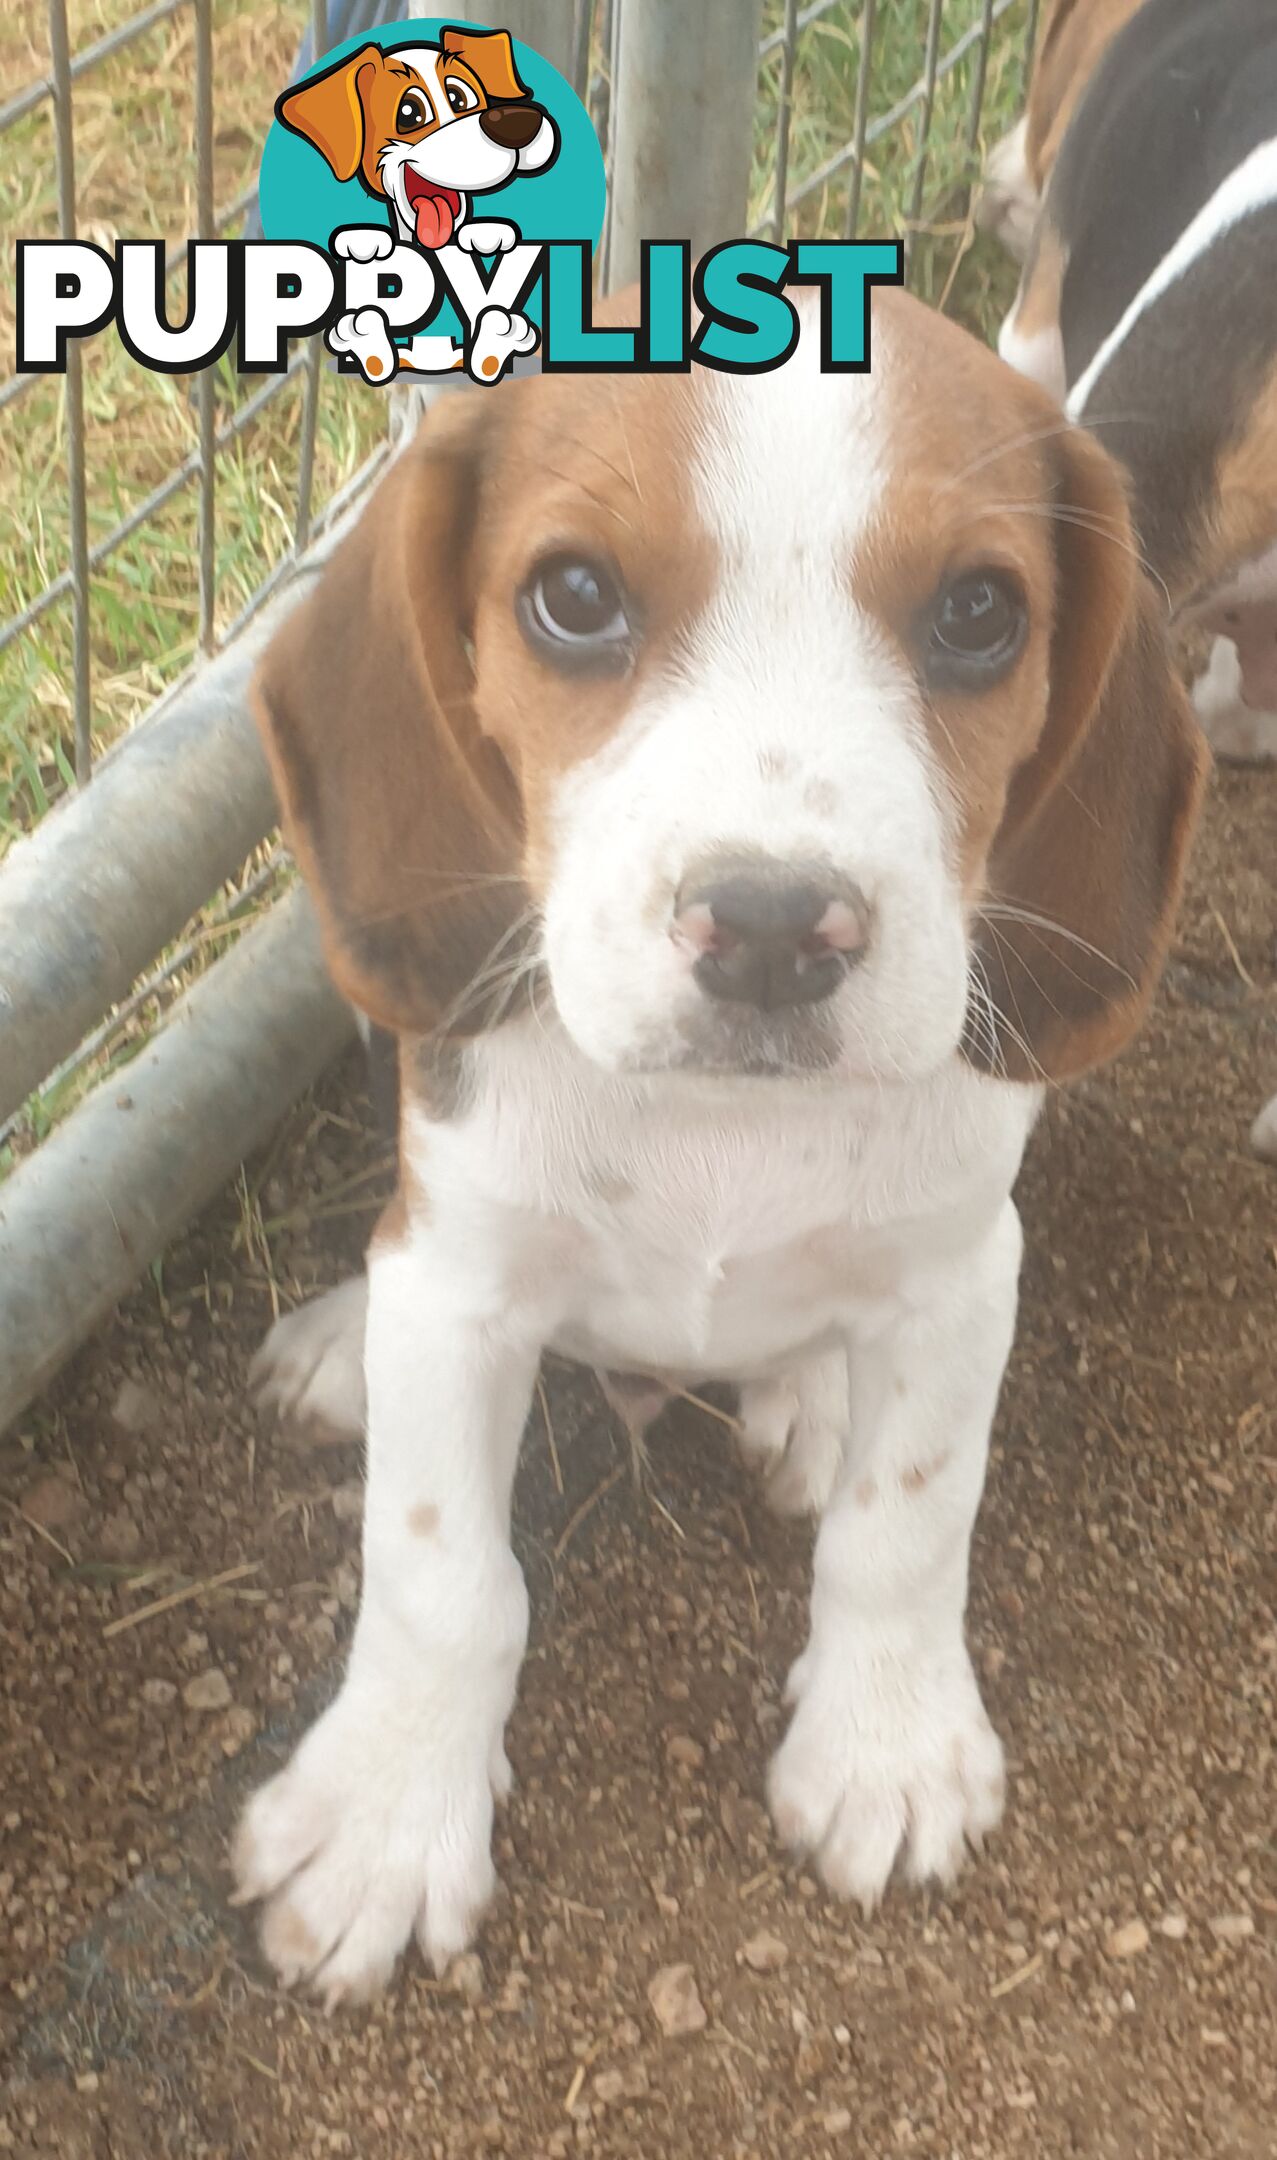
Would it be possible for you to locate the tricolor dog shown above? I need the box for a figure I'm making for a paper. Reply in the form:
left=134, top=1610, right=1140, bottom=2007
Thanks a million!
left=232, top=290, right=1206, bottom=2003
left=984, top=0, right=1277, bottom=1158
left=277, top=26, right=558, bottom=385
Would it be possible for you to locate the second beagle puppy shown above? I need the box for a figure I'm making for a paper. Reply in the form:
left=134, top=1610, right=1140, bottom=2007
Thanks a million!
left=234, top=290, right=1205, bottom=2004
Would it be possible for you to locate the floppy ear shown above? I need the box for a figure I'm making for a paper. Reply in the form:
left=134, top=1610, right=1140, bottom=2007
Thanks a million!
left=441, top=25, right=530, bottom=102
left=251, top=398, right=529, bottom=1038
left=966, top=421, right=1209, bottom=1083
left=276, top=43, right=383, bottom=183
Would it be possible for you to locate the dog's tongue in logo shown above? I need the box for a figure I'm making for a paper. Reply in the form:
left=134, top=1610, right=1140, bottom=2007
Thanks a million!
left=405, top=172, right=461, bottom=249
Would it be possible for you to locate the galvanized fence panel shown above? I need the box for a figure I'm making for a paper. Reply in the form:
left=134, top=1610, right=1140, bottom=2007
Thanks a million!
left=0, top=0, right=1036, bottom=1430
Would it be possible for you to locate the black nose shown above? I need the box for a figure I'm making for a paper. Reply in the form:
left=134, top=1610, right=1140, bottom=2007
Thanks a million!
left=479, top=102, right=543, bottom=150
left=675, top=863, right=870, bottom=1012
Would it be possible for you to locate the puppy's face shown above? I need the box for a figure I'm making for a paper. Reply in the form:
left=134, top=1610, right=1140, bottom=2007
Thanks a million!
left=255, top=291, right=1206, bottom=1090
left=277, top=31, right=558, bottom=247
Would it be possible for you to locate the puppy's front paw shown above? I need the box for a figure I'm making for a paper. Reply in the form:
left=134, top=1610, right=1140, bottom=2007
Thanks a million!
left=768, top=1645, right=1004, bottom=1910
left=737, top=1351, right=847, bottom=1516
left=233, top=1686, right=507, bottom=2005
left=250, top=1278, right=368, bottom=1442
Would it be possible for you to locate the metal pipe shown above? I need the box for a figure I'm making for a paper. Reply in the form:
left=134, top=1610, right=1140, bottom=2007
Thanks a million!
left=607, top=0, right=764, bottom=289
left=0, top=888, right=355, bottom=1438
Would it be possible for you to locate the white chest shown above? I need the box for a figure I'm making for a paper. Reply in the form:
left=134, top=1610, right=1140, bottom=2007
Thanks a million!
left=407, top=1022, right=1037, bottom=1381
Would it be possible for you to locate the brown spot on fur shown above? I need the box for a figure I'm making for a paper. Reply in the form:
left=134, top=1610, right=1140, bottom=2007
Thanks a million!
left=583, top=1166, right=635, bottom=1206
left=802, top=778, right=839, bottom=817
left=407, top=1501, right=440, bottom=1538
left=901, top=1451, right=951, bottom=1495
left=481, top=354, right=500, bottom=378
left=366, top=354, right=384, bottom=378
left=854, top=1478, right=876, bottom=1508
left=758, top=747, right=796, bottom=782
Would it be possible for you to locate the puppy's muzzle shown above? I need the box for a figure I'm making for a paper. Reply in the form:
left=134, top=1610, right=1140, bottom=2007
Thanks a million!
left=479, top=103, right=546, bottom=151
left=674, top=857, right=870, bottom=1012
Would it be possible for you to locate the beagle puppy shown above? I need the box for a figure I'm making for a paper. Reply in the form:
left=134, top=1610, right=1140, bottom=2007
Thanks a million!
left=233, top=289, right=1206, bottom=2004
left=278, top=26, right=558, bottom=384
left=987, top=0, right=1277, bottom=1154
left=976, top=0, right=1146, bottom=263
left=992, top=0, right=1277, bottom=765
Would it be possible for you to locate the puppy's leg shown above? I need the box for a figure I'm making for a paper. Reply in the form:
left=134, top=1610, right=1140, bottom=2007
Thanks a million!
left=976, top=117, right=1039, bottom=263
left=738, top=1345, right=849, bottom=1517
left=250, top=1276, right=368, bottom=1442
left=769, top=1202, right=1021, bottom=1909
left=1190, top=635, right=1277, bottom=763
left=234, top=1217, right=541, bottom=2003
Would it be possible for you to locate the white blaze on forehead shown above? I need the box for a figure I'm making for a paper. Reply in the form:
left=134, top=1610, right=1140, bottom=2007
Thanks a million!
left=692, top=300, right=892, bottom=566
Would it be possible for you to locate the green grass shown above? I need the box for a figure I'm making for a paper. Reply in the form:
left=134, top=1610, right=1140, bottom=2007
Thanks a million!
left=0, top=0, right=1033, bottom=1158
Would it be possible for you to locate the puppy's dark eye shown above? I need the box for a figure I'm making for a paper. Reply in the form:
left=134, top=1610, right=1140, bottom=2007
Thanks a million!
left=444, top=76, right=480, bottom=115
left=517, top=555, right=633, bottom=672
left=395, top=91, right=430, bottom=132
left=922, top=570, right=1026, bottom=688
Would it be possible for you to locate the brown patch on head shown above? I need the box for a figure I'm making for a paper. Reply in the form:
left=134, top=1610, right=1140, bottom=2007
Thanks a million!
left=253, top=311, right=716, bottom=1042
left=1024, top=0, right=1147, bottom=192
left=850, top=290, right=1206, bottom=1083
left=407, top=1500, right=440, bottom=1538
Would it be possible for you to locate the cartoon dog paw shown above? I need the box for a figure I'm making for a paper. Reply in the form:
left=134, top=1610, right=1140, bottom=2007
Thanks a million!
left=327, top=306, right=399, bottom=385
left=454, top=219, right=520, bottom=258
left=467, top=305, right=538, bottom=384
left=331, top=226, right=396, bottom=264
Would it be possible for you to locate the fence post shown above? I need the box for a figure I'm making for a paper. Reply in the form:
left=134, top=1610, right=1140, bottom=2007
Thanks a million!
left=606, top=0, right=764, bottom=289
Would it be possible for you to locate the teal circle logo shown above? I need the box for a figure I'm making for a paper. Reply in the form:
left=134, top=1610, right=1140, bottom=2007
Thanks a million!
left=258, top=16, right=605, bottom=359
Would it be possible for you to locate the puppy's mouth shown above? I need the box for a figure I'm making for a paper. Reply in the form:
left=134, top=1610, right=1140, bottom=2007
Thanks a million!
left=403, top=170, right=462, bottom=249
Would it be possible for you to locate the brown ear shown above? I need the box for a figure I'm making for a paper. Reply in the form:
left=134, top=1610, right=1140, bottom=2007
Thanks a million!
left=441, top=25, right=530, bottom=102
left=966, top=422, right=1209, bottom=1083
left=276, top=44, right=383, bottom=182
left=251, top=399, right=529, bottom=1038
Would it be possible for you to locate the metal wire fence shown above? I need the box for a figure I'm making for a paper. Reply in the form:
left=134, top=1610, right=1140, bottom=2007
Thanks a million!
left=1, top=0, right=1034, bottom=808
left=0, top=0, right=1037, bottom=1427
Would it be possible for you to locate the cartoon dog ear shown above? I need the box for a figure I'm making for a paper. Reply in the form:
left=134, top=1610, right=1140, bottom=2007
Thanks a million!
left=967, top=419, right=1209, bottom=1084
left=441, top=25, right=531, bottom=103
left=276, top=43, right=385, bottom=183
left=251, top=395, right=530, bottom=1038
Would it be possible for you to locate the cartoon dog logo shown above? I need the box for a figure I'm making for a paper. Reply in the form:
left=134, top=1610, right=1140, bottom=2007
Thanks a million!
left=276, top=26, right=559, bottom=385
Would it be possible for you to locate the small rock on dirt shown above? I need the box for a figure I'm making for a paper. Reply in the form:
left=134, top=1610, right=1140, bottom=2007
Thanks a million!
left=741, top=1930, right=789, bottom=1973
left=99, top=1508, right=142, bottom=1561
left=182, top=1668, right=232, bottom=1712
left=446, top=1951, right=485, bottom=2001
left=111, top=1378, right=159, bottom=1434
left=1157, top=1914, right=1189, bottom=1940
left=140, top=1678, right=177, bottom=1708
left=1209, top=1914, right=1254, bottom=1945
left=665, top=1733, right=705, bottom=1771
left=647, top=1962, right=707, bottom=2037
left=1106, top=1920, right=1150, bottom=1960
left=823, top=2109, right=853, bottom=2135
left=20, top=1474, right=84, bottom=1533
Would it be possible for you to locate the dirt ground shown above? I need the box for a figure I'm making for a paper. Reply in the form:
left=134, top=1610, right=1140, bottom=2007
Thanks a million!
left=1, top=765, right=1274, bottom=2159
